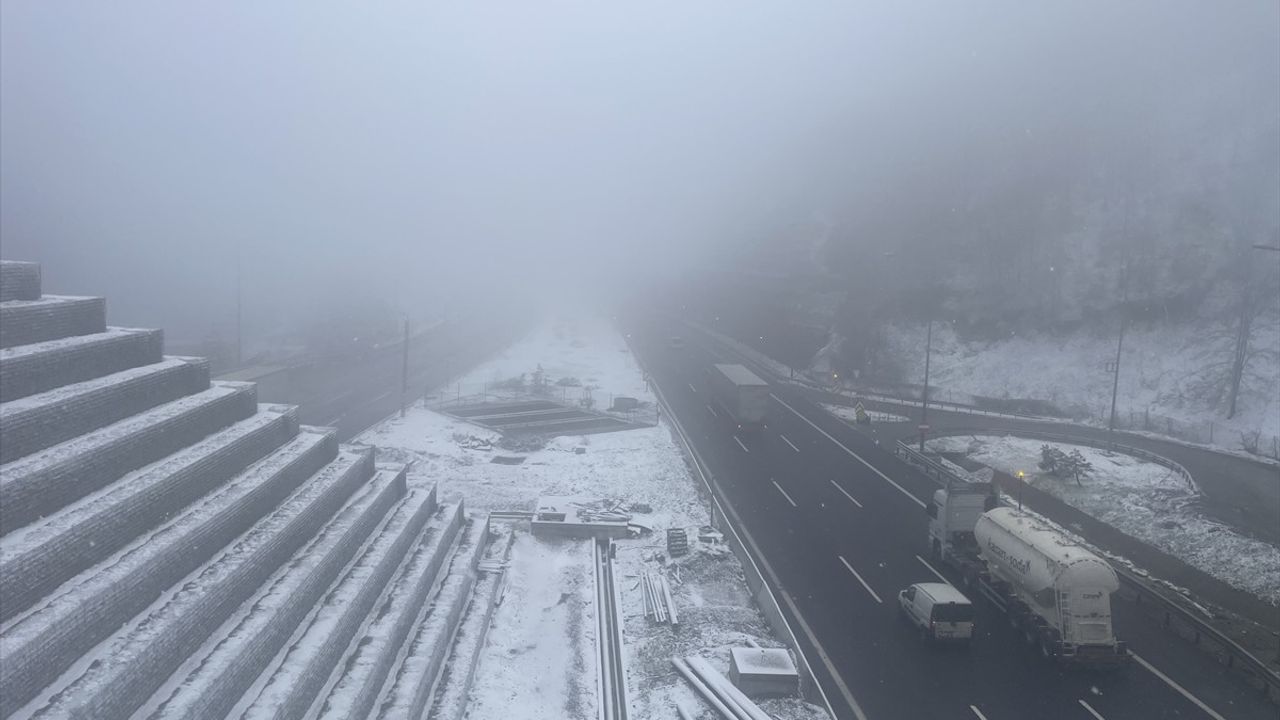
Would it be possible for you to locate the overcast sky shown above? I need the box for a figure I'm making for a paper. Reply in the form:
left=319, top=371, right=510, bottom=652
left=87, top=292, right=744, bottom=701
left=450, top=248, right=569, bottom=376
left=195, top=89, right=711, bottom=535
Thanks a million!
left=2, top=1, right=1276, bottom=338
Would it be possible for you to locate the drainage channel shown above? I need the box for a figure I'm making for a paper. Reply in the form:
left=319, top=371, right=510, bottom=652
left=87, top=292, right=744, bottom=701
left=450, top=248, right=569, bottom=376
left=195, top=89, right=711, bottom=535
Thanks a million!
left=594, top=538, right=629, bottom=720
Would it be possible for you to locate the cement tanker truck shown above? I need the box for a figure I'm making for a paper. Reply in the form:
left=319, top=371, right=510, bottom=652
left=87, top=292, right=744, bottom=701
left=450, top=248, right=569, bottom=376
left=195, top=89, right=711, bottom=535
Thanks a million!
left=927, top=482, right=1129, bottom=667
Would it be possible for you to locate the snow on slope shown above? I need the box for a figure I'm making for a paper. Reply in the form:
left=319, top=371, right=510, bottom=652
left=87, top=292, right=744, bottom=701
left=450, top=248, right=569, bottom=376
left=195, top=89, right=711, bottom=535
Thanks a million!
left=888, top=320, right=1280, bottom=446
left=927, top=435, right=1280, bottom=605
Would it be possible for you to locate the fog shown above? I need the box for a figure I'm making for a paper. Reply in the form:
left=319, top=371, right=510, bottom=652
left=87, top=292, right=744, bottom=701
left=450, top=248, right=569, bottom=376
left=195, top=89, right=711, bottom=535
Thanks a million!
left=2, top=1, right=1276, bottom=343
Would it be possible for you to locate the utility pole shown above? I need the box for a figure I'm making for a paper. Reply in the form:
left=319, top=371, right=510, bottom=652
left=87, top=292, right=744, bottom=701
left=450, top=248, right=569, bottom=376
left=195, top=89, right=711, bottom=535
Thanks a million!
left=1108, top=314, right=1126, bottom=433
left=919, top=319, right=932, bottom=452
left=400, top=318, right=410, bottom=418
left=235, top=244, right=243, bottom=368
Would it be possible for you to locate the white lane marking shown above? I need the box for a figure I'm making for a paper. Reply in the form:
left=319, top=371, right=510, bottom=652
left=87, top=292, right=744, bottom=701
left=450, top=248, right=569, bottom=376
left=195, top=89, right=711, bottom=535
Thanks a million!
left=780, top=434, right=800, bottom=452
left=706, top=404, right=719, bottom=418
left=1130, top=652, right=1226, bottom=720
left=1078, top=699, right=1106, bottom=720
left=688, top=383, right=697, bottom=393
left=733, top=435, right=750, bottom=453
left=643, top=355, right=867, bottom=720
left=838, top=556, right=883, bottom=604
left=829, top=480, right=863, bottom=508
left=915, top=555, right=951, bottom=585
left=771, top=480, right=798, bottom=507
left=970, top=706, right=989, bottom=720
left=771, top=393, right=926, bottom=508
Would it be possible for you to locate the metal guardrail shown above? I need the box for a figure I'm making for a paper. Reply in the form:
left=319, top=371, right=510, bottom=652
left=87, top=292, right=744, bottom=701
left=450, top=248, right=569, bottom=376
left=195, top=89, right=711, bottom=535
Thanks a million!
left=625, top=330, right=842, bottom=718
left=893, top=439, right=1280, bottom=701
left=594, top=539, right=629, bottom=720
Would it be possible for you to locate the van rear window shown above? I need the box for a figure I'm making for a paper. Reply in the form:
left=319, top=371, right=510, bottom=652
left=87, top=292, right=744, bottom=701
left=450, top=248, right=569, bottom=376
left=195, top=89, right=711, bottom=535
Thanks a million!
left=932, top=602, right=973, bottom=622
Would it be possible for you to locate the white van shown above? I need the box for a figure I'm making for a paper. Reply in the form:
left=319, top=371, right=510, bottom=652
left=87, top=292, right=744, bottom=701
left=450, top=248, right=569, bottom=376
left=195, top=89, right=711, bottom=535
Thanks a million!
left=898, top=582, right=974, bottom=644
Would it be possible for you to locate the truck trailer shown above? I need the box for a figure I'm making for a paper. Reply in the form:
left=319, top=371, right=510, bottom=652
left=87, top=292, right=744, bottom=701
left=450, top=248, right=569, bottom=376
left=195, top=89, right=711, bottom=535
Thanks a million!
left=708, top=363, right=769, bottom=431
left=927, top=482, right=1129, bottom=667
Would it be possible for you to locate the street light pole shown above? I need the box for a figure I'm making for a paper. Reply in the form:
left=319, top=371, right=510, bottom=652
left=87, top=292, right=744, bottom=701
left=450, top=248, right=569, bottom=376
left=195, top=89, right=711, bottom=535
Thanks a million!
left=235, top=245, right=243, bottom=368
left=919, top=319, right=932, bottom=452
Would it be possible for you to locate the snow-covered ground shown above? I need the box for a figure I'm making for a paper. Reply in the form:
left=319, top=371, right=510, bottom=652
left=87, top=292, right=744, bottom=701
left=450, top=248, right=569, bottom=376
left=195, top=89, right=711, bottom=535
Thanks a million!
left=926, top=435, right=1280, bottom=605
left=889, top=321, right=1280, bottom=451
left=820, top=403, right=909, bottom=424
left=357, top=315, right=829, bottom=720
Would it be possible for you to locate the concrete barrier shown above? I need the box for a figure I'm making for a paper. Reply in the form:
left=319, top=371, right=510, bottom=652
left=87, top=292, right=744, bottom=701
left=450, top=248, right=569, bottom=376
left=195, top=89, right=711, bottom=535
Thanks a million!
left=0, top=260, right=41, bottom=301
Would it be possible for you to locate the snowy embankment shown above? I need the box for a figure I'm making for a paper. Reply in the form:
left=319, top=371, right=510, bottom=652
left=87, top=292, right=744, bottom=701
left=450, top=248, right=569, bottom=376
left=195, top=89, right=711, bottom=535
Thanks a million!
left=357, top=315, right=828, bottom=720
left=888, top=321, right=1280, bottom=453
left=820, top=403, right=909, bottom=424
left=926, top=435, right=1280, bottom=605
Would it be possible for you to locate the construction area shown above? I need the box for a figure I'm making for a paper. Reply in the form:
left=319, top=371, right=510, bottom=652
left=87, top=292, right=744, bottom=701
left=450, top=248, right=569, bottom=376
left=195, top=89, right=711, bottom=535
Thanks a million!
left=0, top=263, right=829, bottom=720
left=356, top=316, right=831, bottom=719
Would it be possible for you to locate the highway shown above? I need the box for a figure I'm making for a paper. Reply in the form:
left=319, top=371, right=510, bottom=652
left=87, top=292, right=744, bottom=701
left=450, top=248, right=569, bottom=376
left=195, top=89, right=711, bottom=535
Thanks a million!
left=627, top=313, right=1276, bottom=720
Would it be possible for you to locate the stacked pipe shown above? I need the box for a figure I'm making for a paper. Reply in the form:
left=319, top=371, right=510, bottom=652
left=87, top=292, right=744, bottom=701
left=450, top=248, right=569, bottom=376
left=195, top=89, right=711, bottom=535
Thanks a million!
left=641, top=569, right=678, bottom=625
left=671, top=656, right=772, bottom=720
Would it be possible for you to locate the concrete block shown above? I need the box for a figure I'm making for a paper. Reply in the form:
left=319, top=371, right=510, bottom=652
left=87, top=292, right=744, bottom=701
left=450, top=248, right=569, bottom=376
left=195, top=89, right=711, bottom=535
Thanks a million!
left=0, top=261, right=41, bottom=301
left=0, top=295, right=105, bottom=348
left=8, top=447, right=375, bottom=719
left=0, top=406, right=300, bottom=623
left=0, top=427, right=339, bottom=715
left=0, top=356, right=210, bottom=463
left=0, top=327, right=164, bottom=402
left=0, top=382, right=257, bottom=536
left=729, top=647, right=800, bottom=697
left=147, top=463, right=405, bottom=720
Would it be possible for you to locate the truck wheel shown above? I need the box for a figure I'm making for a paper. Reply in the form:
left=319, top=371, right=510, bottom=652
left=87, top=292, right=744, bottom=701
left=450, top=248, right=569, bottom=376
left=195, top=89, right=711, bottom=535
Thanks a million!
left=919, top=626, right=931, bottom=644
left=1040, top=636, right=1058, bottom=660
left=1023, top=625, right=1038, bottom=646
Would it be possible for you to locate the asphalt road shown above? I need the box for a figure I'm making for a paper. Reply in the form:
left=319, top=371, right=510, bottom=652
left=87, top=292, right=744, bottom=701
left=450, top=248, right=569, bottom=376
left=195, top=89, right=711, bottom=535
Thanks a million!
left=628, top=313, right=1276, bottom=720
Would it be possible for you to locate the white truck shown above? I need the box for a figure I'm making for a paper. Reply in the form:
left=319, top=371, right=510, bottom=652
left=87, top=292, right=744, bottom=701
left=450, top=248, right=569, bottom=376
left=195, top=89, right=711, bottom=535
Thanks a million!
left=927, top=481, right=1129, bottom=667
left=708, top=363, right=769, bottom=431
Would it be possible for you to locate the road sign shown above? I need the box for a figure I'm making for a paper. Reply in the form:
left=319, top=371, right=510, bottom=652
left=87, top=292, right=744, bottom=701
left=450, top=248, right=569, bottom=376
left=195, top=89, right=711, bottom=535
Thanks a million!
left=854, top=402, right=870, bottom=424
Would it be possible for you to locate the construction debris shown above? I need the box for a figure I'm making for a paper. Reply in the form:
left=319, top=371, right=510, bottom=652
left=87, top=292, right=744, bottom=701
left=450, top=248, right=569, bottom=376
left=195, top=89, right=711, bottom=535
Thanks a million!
left=676, top=656, right=774, bottom=720
left=667, top=528, right=689, bottom=557
left=729, top=646, right=799, bottom=697
left=641, top=569, right=679, bottom=625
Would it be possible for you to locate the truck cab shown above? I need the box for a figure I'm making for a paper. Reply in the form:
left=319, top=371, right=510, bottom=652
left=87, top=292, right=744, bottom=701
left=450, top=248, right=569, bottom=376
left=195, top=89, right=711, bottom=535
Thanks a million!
left=927, top=482, right=995, bottom=562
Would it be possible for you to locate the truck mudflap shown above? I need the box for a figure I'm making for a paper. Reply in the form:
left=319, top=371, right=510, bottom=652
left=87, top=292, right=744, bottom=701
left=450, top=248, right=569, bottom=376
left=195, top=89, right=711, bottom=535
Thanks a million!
left=1060, top=641, right=1131, bottom=668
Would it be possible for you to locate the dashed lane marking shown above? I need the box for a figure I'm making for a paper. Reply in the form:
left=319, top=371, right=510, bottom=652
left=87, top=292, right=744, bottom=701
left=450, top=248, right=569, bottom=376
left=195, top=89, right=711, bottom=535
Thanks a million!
left=829, top=480, right=863, bottom=508
left=771, top=393, right=926, bottom=508
left=970, top=706, right=989, bottom=720
left=706, top=404, right=719, bottom=418
left=838, top=556, right=883, bottom=604
left=1130, top=652, right=1226, bottom=720
left=1078, top=699, right=1106, bottom=720
left=780, top=434, right=800, bottom=452
left=772, top=480, right=798, bottom=507
left=915, top=555, right=951, bottom=585
left=733, top=435, right=750, bottom=453
left=689, top=383, right=697, bottom=393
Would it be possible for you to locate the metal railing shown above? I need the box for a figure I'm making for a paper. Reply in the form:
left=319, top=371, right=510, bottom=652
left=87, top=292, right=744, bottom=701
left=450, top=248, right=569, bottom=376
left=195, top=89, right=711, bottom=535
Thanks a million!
left=594, top=539, right=629, bottom=720
left=894, top=439, right=1280, bottom=702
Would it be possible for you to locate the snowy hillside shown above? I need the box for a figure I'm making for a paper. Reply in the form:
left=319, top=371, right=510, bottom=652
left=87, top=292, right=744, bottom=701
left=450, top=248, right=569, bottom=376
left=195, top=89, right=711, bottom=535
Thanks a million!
left=885, top=319, right=1280, bottom=449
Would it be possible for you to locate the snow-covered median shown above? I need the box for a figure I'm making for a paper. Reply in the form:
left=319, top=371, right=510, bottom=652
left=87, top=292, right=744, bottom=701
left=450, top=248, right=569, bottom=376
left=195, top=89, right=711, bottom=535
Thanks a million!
left=927, top=435, right=1280, bottom=605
